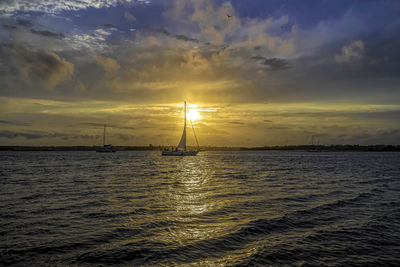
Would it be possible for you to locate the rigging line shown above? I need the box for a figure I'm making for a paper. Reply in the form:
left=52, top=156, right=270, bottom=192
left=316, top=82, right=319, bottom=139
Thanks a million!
left=186, top=107, right=200, bottom=149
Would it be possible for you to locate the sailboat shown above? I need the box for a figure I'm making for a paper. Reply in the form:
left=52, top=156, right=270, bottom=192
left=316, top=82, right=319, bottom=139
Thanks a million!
left=96, top=125, right=116, bottom=152
left=307, top=135, right=322, bottom=152
left=162, top=101, right=200, bottom=156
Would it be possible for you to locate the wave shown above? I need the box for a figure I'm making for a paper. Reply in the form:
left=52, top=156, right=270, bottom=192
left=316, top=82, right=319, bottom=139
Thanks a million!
left=73, top=192, right=376, bottom=265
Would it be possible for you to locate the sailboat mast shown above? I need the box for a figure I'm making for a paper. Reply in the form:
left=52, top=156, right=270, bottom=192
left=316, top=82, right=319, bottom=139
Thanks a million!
left=184, top=101, right=186, bottom=150
left=103, top=125, right=106, bottom=146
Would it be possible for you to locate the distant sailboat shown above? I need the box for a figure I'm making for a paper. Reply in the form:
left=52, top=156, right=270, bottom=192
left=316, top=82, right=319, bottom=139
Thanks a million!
left=308, top=135, right=322, bottom=152
left=162, top=101, right=200, bottom=156
left=96, top=125, right=116, bottom=152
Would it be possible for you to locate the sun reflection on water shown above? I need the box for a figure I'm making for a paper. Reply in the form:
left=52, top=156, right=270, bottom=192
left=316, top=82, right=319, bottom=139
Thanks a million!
left=148, top=156, right=225, bottom=247
left=124, top=153, right=263, bottom=265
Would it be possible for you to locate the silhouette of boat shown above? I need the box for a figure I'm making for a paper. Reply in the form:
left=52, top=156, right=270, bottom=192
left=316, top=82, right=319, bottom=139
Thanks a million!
left=96, top=125, right=116, bottom=152
left=308, top=135, right=322, bottom=152
left=162, top=101, right=200, bottom=156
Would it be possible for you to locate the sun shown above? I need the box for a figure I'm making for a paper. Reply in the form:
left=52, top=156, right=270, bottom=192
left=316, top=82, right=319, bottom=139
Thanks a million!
left=187, top=108, right=202, bottom=121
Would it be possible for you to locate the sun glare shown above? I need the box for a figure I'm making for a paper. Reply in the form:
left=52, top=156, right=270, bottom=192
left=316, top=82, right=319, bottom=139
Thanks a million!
left=187, top=108, right=202, bottom=121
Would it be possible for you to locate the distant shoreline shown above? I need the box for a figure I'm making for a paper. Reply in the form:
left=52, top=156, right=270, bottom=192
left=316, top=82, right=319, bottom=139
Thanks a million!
left=0, top=145, right=399, bottom=152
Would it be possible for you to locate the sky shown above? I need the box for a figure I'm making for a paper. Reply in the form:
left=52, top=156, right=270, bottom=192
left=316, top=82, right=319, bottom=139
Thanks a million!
left=0, top=0, right=399, bottom=146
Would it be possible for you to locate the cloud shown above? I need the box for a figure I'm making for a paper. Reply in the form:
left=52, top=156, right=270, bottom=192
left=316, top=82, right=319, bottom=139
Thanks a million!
left=2, top=18, right=66, bottom=44
left=0, top=130, right=96, bottom=140
left=0, top=44, right=74, bottom=89
left=95, top=56, right=120, bottom=73
left=229, top=121, right=245, bottom=125
left=124, top=11, right=137, bottom=22
left=165, top=0, right=240, bottom=45
left=0, top=0, right=150, bottom=15
left=0, top=120, right=30, bottom=126
left=94, top=28, right=112, bottom=36
left=2, top=22, right=64, bottom=38
left=0, top=130, right=44, bottom=139
left=100, top=24, right=119, bottom=29
left=143, top=25, right=200, bottom=43
left=252, top=56, right=289, bottom=70
left=65, top=33, right=108, bottom=51
left=0, top=1, right=399, bottom=104
left=2, top=24, right=17, bottom=30
left=30, top=29, right=65, bottom=38
left=31, top=51, right=74, bottom=88
left=0, top=0, right=399, bottom=147
left=17, top=19, right=33, bottom=27
left=381, top=129, right=400, bottom=136
left=335, top=40, right=365, bottom=63
left=74, top=122, right=138, bottom=131
left=174, top=34, right=200, bottom=43
left=143, top=25, right=171, bottom=36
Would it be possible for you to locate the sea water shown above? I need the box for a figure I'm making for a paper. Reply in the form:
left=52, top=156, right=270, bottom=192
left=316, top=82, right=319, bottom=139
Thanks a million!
left=1, top=151, right=399, bottom=266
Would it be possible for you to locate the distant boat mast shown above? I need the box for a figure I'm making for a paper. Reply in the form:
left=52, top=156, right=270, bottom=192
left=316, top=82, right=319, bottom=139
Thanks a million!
left=96, top=124, right=116, bottom=152
left=103, top=125, right=106, bottom=146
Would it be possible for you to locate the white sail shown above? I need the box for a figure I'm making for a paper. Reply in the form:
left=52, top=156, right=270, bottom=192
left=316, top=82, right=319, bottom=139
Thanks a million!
left=176, top=101, right=187, bottom=150
left=177, top=127, right=186, bottom=149
left=161, top=101, right=199, bottom=156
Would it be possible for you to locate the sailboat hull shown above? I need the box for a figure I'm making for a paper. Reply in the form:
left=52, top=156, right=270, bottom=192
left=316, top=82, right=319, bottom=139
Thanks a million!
left=162, top=150, right=199, bottom=156
left=96, top=145, right=116, bottom=152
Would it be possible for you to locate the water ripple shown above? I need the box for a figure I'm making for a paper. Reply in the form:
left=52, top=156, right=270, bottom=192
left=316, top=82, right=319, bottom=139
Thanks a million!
left=1, top=151, right=399, bottom=266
